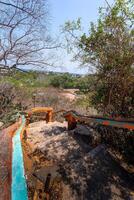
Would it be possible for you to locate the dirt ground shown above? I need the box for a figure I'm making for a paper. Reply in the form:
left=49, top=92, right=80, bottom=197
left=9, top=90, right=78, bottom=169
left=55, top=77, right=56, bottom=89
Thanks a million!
left=22, top=121, right=134, bottom=200
left=60, top=89, right=79, bottom=101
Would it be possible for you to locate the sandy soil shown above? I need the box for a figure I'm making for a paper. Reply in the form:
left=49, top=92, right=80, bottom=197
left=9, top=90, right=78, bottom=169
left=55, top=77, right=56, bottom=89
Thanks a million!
left=60, top=92, right=76, bottom=101
left=60, top=89, right=79, bottom=101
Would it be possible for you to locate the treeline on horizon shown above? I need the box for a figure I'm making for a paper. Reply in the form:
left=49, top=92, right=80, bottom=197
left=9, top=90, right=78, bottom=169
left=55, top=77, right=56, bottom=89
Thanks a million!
left=0, top=70, right=94, bottom=92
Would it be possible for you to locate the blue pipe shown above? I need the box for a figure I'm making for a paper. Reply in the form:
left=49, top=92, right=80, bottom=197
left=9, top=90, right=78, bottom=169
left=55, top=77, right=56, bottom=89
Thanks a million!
left=11, top=115, right=28, bottom=200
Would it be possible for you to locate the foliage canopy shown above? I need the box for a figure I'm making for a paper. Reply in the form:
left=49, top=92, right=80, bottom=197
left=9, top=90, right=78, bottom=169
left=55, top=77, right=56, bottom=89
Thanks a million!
left=63, top=0, right=134, bottom=117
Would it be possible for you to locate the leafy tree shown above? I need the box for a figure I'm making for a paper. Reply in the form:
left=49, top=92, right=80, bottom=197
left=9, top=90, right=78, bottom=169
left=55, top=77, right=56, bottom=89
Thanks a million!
left=63, top=0, right=134, bottom=117
left=75, top=75, right=95, bottom=92
left=50, top=73, right=76, bottom=89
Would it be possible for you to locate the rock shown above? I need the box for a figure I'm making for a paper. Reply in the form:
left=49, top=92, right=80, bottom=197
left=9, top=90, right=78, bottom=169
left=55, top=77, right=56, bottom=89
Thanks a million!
left=88, top=144, right=106, bottom=159
left=0, top=122, right=4, bottom=128
left=33, top=166, right=59, bottom=183
left=74, top=125, right=91, bottom=136
left=74, top=124, right=101, bottom=145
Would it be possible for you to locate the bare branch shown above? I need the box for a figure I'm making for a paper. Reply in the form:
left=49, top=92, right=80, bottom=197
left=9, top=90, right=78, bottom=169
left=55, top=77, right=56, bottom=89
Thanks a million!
left=0, top=0, right=36, bottom=18
left=0, top=0, right=59, bottom=70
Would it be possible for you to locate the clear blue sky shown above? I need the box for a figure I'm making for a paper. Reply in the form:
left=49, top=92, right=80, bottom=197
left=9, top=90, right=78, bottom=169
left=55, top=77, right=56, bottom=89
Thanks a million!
left=48, top=0, right=114, bottom=74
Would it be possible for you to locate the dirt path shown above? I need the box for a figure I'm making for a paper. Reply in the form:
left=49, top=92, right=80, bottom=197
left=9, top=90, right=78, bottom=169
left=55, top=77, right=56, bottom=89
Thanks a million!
left=0, top=122, right=19, bottom=200
left=60, top=89, right=78, bottom=101
left=22, top=121, right=134, bottom=200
